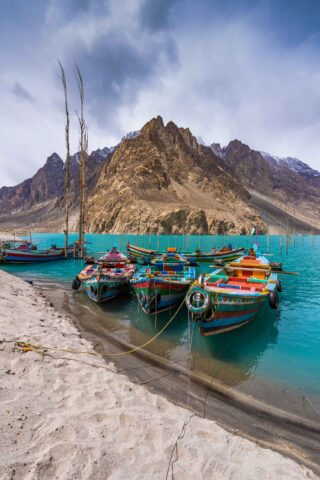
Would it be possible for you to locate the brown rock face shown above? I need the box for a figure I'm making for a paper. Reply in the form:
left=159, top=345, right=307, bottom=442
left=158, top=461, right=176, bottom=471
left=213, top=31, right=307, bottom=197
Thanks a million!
left=86, top=116, right=263, bottom=234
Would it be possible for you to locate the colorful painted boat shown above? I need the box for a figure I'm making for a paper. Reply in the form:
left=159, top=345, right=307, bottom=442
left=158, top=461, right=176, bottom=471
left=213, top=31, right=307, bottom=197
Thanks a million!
left=184, top=247, right=245, bottom=263
left=84, top=247, right=128, bottom=265
left=185, top=255, right=280, bottom=336
left=126, top=243, right=157, bottom=263
left=127, top=243, right=244, bottom=264
left=1, top=245, right=65, bottom=263
left=131, top=250, right=196, bottom=314
left=73, top=247, right=135, bottom=303
left=81, top=264, right=135, bottom=303
left=0, top=240, right=80, bottom=263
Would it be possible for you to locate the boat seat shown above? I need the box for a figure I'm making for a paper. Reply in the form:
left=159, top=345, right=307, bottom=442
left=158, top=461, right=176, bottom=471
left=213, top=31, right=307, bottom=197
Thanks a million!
left=248, top=277, right=267, bottom=284
left=227, top=276, right=249, bottom=282
left=163, top=264, right=183, bottom=272
left=217, top=283, right=241, bottom=289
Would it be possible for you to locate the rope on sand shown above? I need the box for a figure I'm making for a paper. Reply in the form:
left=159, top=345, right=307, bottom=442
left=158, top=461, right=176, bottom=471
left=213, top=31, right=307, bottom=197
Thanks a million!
left=14, top=295, right=187, bottom=358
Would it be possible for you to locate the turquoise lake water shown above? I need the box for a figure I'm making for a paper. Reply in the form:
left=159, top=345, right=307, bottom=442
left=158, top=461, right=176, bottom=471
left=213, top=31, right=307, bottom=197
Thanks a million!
left=1, top=232, right=320, bottom=403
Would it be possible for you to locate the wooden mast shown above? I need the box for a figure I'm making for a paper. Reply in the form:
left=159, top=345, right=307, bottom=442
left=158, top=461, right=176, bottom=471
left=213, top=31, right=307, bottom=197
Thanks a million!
left=59, top=62, right=71, bottom=258
left=76, top=66, right=87, bottom=259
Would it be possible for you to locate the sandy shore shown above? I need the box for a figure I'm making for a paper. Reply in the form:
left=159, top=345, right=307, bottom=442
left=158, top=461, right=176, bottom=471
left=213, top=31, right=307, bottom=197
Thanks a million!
left=0, top=233, right=23, bottom=242
left=0, top=270, right=317, bottom=480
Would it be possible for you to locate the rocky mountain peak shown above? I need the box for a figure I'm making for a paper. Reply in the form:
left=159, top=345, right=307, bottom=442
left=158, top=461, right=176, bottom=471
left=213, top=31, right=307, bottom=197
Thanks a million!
left=225, top=139, right=252, bottom=156
left=46, top=152, right=64, bottom=167
left=85, top=117, right=261, bottom=234
left=141, top=115, right=165, bottom=135
left=178, top=126, right=199, bottom=150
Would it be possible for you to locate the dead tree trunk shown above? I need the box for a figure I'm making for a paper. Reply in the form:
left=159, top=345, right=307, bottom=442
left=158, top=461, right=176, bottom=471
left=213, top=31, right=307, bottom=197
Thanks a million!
left=59, top=62, right=71, bottom=258
left=76, top=66, right=87, bottom=259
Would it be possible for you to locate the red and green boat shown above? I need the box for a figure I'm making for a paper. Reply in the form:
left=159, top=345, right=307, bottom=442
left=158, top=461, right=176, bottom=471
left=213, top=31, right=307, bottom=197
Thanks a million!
left=131, top=250, right=196, bottom=314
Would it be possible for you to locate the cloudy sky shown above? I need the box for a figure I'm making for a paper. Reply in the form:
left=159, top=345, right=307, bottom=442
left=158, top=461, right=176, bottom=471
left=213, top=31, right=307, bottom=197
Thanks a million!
left=1, top=0, right=320, bottom=186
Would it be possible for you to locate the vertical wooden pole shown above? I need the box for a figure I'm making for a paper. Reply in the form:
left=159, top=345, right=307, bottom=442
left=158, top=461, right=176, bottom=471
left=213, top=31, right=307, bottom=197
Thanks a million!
left=59, top=62, right=71, bottom=259
left=76, top=66, right=87, bottom=259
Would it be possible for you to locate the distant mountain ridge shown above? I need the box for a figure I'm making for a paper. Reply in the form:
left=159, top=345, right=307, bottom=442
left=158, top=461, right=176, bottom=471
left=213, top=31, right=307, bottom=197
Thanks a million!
left=0, top=147, right=113, bottom=231
left=209, top=140, right=320, bottom=232
left=1, top=117, right=320, bottom=233
left=211, top=143, right=320, bottom=180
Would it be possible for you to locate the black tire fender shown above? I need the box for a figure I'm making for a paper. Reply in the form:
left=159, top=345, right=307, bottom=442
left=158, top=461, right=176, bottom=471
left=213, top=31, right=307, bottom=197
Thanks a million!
left=269, top=290, right=279, bottom=309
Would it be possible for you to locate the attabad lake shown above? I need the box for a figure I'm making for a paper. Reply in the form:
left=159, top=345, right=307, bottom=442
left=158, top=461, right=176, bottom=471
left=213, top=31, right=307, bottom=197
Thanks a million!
left=2, top=232, right=319, bottom=419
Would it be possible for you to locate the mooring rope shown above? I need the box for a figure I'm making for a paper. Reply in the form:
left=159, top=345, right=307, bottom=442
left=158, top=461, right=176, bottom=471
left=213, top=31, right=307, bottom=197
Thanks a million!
left=14, top=294, right=187, bottom=359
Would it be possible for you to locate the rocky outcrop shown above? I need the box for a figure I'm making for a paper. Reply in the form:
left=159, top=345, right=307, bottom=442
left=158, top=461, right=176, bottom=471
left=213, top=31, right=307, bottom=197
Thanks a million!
left=86, top=116, right=263, bottom=234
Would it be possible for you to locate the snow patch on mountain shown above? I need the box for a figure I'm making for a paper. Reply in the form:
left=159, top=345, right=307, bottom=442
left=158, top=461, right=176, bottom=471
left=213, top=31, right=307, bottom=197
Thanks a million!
left=93, top=147, right=111, bottom=159
left=196, top=136, right=206, bottom=146
left=210, top=143, right=226, bottom=159
left=261, top=152, right=320, bottom=177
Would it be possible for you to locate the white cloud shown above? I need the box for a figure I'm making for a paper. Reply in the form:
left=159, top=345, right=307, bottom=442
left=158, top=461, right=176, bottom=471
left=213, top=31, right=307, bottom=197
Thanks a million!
left=1, top=0, right=320, bottom=188
left=117, top=18, right=320, bottom=168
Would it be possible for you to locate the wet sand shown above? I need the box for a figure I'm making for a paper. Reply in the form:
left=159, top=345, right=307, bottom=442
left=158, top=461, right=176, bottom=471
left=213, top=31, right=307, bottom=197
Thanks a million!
left=43, top=281, right=320, bottom=475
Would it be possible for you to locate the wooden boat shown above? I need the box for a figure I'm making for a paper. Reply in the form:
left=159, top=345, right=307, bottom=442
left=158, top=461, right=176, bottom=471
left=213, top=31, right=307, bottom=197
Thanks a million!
left=185, top=254, right=280, bottom=336
left=184, top=247, right=245, bottom=263
left=73, top=247, right=135, bottom=303
left=126, top=243, right=244, bottom=264
left=131, top=250, right=196, bottom=314
left=0, top=241, right=75, bottom=263
left=126, top=243, right=157, bottom=263
left=81, top=264, right=134, bottom=303
left=84, top=247, right=128, bottom=265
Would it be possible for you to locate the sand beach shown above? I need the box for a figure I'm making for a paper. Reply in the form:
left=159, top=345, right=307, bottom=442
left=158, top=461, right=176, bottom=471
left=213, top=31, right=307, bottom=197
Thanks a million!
left=0, top=269, right=318, bottom=480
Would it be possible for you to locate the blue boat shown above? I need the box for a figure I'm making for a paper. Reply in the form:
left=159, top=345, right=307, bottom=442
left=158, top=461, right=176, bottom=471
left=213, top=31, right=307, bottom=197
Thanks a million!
left=131, top=250, right=196, bottom=314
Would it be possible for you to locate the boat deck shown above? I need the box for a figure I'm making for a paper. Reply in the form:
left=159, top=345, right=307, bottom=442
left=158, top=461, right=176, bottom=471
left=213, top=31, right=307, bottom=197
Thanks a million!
left=206, top=276, right=268, bottom=293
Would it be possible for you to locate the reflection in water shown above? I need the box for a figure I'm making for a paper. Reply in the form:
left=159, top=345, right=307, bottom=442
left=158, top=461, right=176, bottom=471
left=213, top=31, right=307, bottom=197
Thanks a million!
left=201, top=304, right=279, bottom=364
left=58, top=283, right=279, bottom=388
left=192, top=304, right=279, bottom=385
